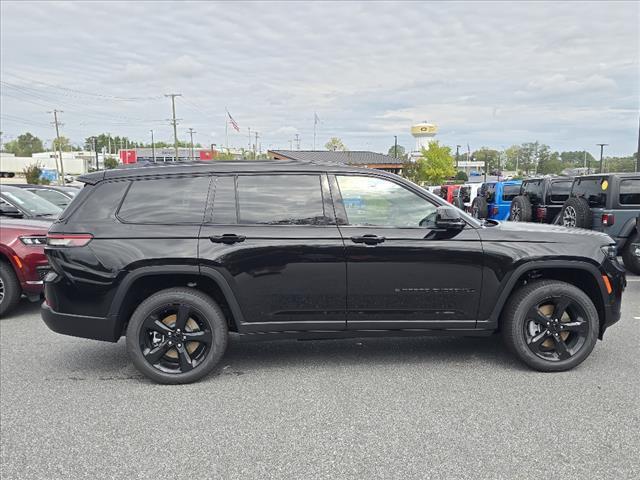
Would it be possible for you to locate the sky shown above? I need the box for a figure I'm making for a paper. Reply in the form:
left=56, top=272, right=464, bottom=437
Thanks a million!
left=1, top=0, right=638, bottom=156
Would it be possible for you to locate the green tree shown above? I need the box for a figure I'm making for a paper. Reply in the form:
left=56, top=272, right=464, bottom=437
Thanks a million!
left=387, top=144, right=406, bottom=160
left=23, top=163, right=45, bottom=184
left=472, top=147, right=501, bottom=174
left=52, top=136, right=72, bottom=152
left=503, top=145, right=522, bottom=172
left=325, top=137, right=347, bottom=151
left=419, top=141, right=456, bottom=185
left=104, top=157, right=119, bottom=169
left=560, top=151, right=596, bottom=169
left=455, top=170, right=469, bottom=182
left=4, top=132, right=44, bottom=157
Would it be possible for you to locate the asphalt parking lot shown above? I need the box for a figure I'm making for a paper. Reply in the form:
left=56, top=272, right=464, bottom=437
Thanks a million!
left=1, top=276, right=639, bottom=480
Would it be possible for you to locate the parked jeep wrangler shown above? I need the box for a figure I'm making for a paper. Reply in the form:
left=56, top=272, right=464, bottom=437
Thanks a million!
left=471, top=180, right=522, bottom=220
left=509, top=176, right=573, bottom=224
left=560, top=173, right=640, bottom=274
left=42, top=162, right=625, bottom=383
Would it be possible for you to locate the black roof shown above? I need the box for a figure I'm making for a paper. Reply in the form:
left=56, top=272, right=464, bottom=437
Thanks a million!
left=77, top=160, right=372, bottom=184
left=269, top=150, right=403, bottom=165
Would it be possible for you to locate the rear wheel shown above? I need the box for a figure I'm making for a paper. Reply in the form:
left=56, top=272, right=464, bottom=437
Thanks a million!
left=0, top=261, right=22, bottom=317
left=621, top=231, right=640, bottom=275
left=509, top=195, right=532, bottom=222
left=501, top=280, right=599, bottom=371
left=126, top=288, right=228, bottom=384
left=471, top=196, right=488, bottom=219
left=561, top=197, right=592, bottom=229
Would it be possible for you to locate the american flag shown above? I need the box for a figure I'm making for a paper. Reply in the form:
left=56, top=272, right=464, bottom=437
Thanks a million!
left=227, top=110, right=240, bottom=132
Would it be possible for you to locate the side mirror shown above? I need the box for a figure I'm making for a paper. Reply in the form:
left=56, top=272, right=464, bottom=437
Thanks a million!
left=0, top=203, right=23, bottom=218
left=435, top=206, right=465, bottom=230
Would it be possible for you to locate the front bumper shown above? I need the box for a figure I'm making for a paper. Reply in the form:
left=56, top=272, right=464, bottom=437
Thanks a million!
left=599, top=257, right=626, bottom=338
left=41, top=302, right=120, bottom=342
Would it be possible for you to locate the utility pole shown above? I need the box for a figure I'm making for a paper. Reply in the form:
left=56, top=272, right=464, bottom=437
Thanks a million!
left=294, top=133, right=300, bottom=150
left=596, top=143, right=608, bottom=174
left=150, top=130, right=156, bottom=162
left=165, top=93, right=182, bottom=162
left=49, top=109, right=65, bottom=185
left=394, top=135, right=398, bottom=159
left=92, top=136, right=99, bottom=170
left=636, top=115, right=639, bottom=172
left=107, top=132, right=112, bottom=155
left=254, top=131, right=259, bottom=159
left=187, top=128, right=196, bottom=161
left=455, top=144, right=461, bottom=170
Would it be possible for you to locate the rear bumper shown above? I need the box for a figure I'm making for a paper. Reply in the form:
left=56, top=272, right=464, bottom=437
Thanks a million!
left=41, top=302, right=120, bottom=342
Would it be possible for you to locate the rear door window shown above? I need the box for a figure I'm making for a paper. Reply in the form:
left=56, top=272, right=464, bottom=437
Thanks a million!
left=572, top=177, right=607, bottom=208
left=549, top=180, right=572, bottom=203
left=118, top=176, right=210, bottom=224
left=484, top=183, right=496, bottom=203
left=236, top=174, right=329, bottom=225
left=211, top=176, right=238, bottom=224
left=502, top=185, right=520, bottom=201
left=619, top=179, right=640, bottom=205
left=522, top=180, right=542, bottom=203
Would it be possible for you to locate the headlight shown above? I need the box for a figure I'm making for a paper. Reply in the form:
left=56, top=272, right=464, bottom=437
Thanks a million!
left=19, top=236, right=47, bottom=246
left=601, top=244, right=617, bottom=259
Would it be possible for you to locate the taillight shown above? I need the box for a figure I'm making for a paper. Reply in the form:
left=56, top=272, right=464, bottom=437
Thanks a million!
left=492, top=206, right=499, bottom=216
left=47, top=233, right=93, bottom=247
left=535, top=207, right=547, bottom=221
left=601, top=214, right=615, bottom=226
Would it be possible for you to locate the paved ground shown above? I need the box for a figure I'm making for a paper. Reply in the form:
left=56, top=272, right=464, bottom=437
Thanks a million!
left=1, top=277, right=639, bottom=480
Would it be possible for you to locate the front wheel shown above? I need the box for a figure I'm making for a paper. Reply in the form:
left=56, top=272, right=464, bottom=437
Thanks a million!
left=501, top=280, right=599, bottom=371
left=126, top=288, right=228, bottom=384
left=0, top=262, right=22, bottom=317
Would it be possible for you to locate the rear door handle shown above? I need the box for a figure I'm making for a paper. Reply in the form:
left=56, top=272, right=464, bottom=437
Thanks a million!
left=209, top=234, right=246, bottom=244
left=350, top=234, right=385, bottom=245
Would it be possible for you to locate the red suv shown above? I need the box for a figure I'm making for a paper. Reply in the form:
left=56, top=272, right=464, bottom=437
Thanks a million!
left=0, top=219, right=50, bottom=316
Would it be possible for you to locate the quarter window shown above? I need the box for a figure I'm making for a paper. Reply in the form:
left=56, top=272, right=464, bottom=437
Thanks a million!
left=336, top=175, right=437, bottom=227
left=502, top=185, right=521, bottom=201
left=549, top=180, right=572, bottom=203
left=118, top=176, right=210, bottom=224
left=619, top=179, right=640, bottom=205
left=236, top=175, right=328, bottom=225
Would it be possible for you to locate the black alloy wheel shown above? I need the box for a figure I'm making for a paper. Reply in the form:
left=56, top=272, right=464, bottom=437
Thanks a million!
left=501, top=280, right=599, bottom=371
left=126, top=288, right=228, bottom=384
left=511, top=204, right=522, bottom=221
left=523, top=299, right=589, bottom=362
left=139, top=303, right=212, bottom=374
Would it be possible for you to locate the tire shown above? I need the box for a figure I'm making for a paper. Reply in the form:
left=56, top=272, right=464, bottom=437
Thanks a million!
left=126, top=287, right=228, bottom=384
left=471, top=196, right=488, bottom=219
left=621, top=231, right=640, bottom=275
left=501, top=280, right=599, bottom=372
left=561, top=197, right=592, bottom=229
left=509, top=195, right=532, bottom=222
left=0, top=261, right=22, bottom=317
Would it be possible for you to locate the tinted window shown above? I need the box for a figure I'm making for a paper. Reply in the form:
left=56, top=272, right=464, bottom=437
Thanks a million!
left=572, top=177, right=607, bottom=207
left=31, top=189, right=70, bottom=207
left=118, top=176, right=210, bottom=224
left=483, top=183, right=496, bottom=203
left=236, top=175, right=328, bottom=225
left=211, top=176, right=237, bottom=224
left=502, top=185, right=521, bottom=201
left=523, top=180, right=542, bottom=203
left=460, top=186, right=471, bottom=203
left=549, top=180, right=572, bottom=203
left=72, top=181, right=130, bottom=223
left=619, top=179, right=640, bottom=205
left=337, top=175, right=437, bottom=227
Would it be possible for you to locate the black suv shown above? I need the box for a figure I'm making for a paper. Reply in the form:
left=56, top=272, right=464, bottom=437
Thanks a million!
left=41, top=161, right=626, bottom=383
left=560, top=173, right=640, bottom=274
left=509, top=176, right=573, bottom=224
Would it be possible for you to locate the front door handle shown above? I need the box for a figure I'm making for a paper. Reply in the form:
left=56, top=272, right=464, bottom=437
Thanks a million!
left=350, top=234, right=385, bottom=245
left=209, top=234, right=246, bottom=244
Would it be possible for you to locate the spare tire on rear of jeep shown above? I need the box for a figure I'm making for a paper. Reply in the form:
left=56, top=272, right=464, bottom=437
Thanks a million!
left=471, top=196, right=488, bottom=219
left=561, top=197, right=592, bottom=229
left=509, top=195, right=532, bottom=222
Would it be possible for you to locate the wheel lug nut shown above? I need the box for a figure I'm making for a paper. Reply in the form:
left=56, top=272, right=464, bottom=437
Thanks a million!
left=178, top=343, right=182, bottom=348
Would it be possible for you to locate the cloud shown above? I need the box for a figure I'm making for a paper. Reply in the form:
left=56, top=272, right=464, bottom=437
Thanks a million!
left=0, top=0, right=638, bottom=155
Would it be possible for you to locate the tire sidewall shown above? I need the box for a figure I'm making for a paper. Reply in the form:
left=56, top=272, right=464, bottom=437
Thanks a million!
left=504, top=282, right=599, bottom=371
left=126, top=288, right=228, bottom=384
left=622, top=231, right=640, bottom=274
left=0, top=262, right=21, bottom=317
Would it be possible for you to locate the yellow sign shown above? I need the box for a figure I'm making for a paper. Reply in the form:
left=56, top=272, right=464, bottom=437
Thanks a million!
left=601, top=180, right=608, bottom=190
left=410, top=124, right=438, bottom=135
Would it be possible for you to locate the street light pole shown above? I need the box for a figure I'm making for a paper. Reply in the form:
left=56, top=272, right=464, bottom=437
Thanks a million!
left=596, top=143, right=608, bottom=173
left=394, top=135, right=398, bottom=158
left=456, top=145, right=461, bottom=170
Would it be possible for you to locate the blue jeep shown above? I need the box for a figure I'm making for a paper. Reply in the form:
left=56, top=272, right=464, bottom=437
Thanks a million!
left=471, top=180, right=522, bottom=220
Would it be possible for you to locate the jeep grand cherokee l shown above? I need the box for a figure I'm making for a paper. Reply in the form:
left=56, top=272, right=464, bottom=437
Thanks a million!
left=41, top=161, right=626, bottom=384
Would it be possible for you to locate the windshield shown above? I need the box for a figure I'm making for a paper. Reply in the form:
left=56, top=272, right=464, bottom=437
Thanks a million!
left=1, top=187, right=62, bottom=216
